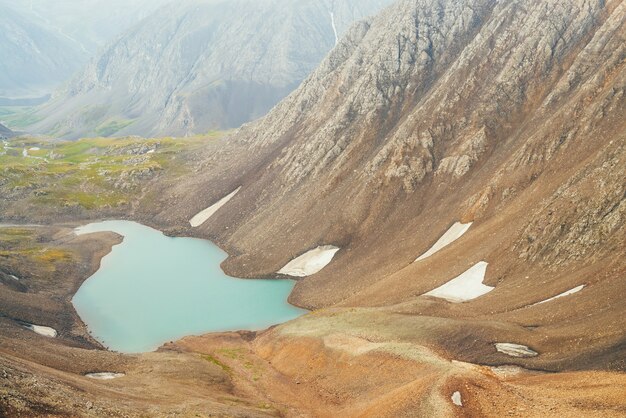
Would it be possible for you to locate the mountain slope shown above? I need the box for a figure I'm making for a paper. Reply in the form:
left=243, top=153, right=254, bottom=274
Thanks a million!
left=30, top=0, right=395, bottom=139
left=3, top=0, right=174, bottom=57
left=0, top=3, right=85, bottom=98
left=0, top=0, right=174, bottom=99
left=0, top=123, right=15, bottom=139
left=144, top=0, right=626, bottom=371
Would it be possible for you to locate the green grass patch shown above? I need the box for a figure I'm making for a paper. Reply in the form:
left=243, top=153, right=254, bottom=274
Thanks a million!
left=0, top=133, right=224, bottom=212
left=0, top=106, right=42, bottom=128
left=34, top=190, right=127, bottom=210
left=201, top=354, right=232, bottom=374
left=0, top=228, right=34, bottom=247
left=95, top=119, right=135, bottom=137
left=217, top=348, right=246, bottom=360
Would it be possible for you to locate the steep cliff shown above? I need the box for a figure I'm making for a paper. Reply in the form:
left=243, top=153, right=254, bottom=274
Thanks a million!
left=30, top=0, right=395, bottom=139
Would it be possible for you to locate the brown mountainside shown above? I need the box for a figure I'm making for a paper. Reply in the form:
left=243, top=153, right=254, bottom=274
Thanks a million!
left=148, top=0, right=626, bottom=371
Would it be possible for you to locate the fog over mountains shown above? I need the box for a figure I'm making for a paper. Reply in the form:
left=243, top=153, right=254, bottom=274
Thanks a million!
left=28, top=0, right=395, bottom=139
left=0, top=122, right=15, bottom=138
left=0, top=0, right=173, bottom=99
left=0, top=2, right=84, bottom=98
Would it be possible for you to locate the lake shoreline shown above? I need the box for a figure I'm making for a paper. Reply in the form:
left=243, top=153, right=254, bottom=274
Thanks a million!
left=0, top=217, right=306, bottom=369
left=72, top=220, right=306, bottom=354
left=0, top=223, right=135, bottom=379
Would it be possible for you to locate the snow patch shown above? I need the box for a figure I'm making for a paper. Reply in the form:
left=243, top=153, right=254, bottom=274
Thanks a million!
left=495, top=343, right=538, bottom=358
left=423, top=261, right=492, bottom=302
left=189, top=187, right=241, bottom=227
left=278, top=246, right=340, bottom=277
left=533, top=285, right=585, bottom=306
left=26, top=324, right=58, bottom=338
left=86, top=372, right=125, bottom=380
left=451, top=391, right=463, bottom=406
left=9, top=274, right=20, bottom=281
left=329, top=11, right=339, bottom=45
left=21, top=147, right=48, bottom=162
left=415, top=222, right=472, bottom=262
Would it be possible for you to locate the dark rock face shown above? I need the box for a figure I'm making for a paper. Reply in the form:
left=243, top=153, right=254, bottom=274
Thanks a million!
left=31, top=0, right=395, bottom=139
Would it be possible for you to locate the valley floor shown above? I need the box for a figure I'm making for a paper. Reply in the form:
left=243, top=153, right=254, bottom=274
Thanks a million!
left=0, top=222, right=625, bottom=417
left=0, top=134, right=624, bottom=417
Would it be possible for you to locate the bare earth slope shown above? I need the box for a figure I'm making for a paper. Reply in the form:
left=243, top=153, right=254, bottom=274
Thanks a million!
left=147, top=0, right=626, bottom=372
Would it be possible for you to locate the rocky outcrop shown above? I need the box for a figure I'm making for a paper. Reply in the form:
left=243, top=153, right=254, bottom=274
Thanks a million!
left=30, top=0, right=395, bottom=139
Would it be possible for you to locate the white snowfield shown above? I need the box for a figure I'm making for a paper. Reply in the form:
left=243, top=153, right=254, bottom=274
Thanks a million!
left=495, top=343, right=538, bottom=358
left=423, top=261, right=493, bottom=303
left=189, top=187, right=241, bottom=227
left=27, top=324, right=58, bottom=338
left=329, top=11, right=339, bottom=45
left=533, top=285, right=585, bottom=306
left=86, top=372, right=125, bottom=380
left=278, top=246, right=340, bottom=277
left=415, top=222, right=472, bottom=262
left=451, top=391, right=463, bottom=406
left=9, top=274, right=20, bottom=281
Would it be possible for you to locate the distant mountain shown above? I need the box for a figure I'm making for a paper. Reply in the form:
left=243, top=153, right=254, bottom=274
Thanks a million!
left=0, top=0, right=173, bottom=99
left=0, top=3, right=85, bottom=98
left=3, top=0, right=174, bottom=57
left=0, top=123, right=15, bottom=139
left=29, top=0, right=395, bottom=139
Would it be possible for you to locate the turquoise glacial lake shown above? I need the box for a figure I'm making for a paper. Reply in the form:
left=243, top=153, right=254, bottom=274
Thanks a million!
left=72, top=221, right=306, bottom=353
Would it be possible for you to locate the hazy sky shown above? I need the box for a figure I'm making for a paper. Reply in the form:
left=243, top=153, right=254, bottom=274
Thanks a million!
left=2, top=0, right=175, bottom=50
left=0, top=0, right=175, bottom=97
